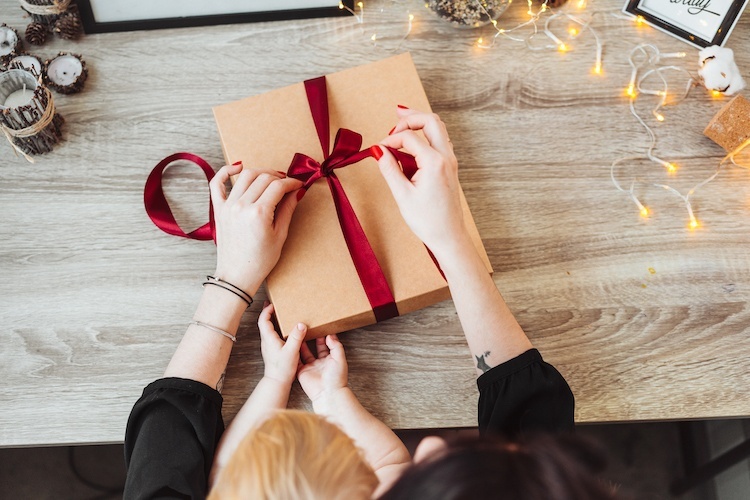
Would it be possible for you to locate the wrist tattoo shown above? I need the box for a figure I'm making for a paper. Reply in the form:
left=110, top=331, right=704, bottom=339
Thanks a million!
left=216, top=371, right=226, bottom=393
left=475, top=351, right=492, bottom=373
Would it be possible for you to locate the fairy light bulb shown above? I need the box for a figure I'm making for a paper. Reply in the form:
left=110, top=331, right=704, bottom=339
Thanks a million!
left=626, top=84, right=636, bottom=97
left=640, top=206, right=650, bottom=217
left=577, top=0, right=586, bottom=8
left=558, top=43, right=568, bottom=52
left=339, top=1, right=344, bottom=8
left=569, top=27, right=578, bottom=36
left=371, top=33, right=377, bottom=41
left=654, top=112, right=665, bottom=122
left=636, top=15, right=645, bottom=25
left=593, top=62, right=602, bottom=75
left=711, top=90, right=723, bottom=98
left=689, top=217, right=699, bottom=230
left=357, top=1, right=363, bottom=7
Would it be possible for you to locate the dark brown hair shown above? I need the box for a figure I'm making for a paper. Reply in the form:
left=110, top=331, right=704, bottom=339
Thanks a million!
left=380, top=433, right=621, bottom=500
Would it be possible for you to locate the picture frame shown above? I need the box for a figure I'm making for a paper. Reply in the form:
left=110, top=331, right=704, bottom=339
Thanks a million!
left=77, top=0, right=355, bottom=34
left=622, top=0, right=749, bottom=48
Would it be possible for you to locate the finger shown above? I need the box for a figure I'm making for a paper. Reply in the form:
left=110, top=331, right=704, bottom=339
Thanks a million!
left=300, top=341, right=315, bottom=364
left=227, top=168, right=282, bottom=204
left=256, top=177, right=304, bottom=207
left=380, top=130, right=444, bottom=171
left=283, top=322, right=308, bottom=353
left=326, top=334, right=346, bottom=362
left=238, top=172, right=286, bottom=205
left=373, top=145, right=413, bottom=201
left=209, top=163, right=243, bottom=209
left=274, top=189, right=301, bottom=235
left=315, top=336, right=330, bottom=358
left=257, top=303, right=283, bottom=348
left=394, top=113, right=453, bottom=158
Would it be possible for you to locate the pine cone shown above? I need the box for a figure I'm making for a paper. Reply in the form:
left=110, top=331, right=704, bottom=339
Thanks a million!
left=53, top=12, right=82, bottom=40
left=24, top=22, right=48, bottom=46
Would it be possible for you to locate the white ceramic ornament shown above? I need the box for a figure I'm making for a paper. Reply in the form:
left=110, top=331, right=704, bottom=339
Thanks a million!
left=698, top=46, right=746, bottom=96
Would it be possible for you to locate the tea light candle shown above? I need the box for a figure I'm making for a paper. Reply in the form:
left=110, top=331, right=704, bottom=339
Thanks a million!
left=0, top=69, right=64, bottom=160
left=45, top=52, right=87, bottom=94
left=4, top=86, right=34, bottom=108
left=0, top=24, right=22, bottom=65
left=8, top=54, right=44, bottom=78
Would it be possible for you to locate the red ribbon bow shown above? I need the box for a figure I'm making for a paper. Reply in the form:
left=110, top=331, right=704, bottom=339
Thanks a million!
left=287, top=76, right=418, bottom=322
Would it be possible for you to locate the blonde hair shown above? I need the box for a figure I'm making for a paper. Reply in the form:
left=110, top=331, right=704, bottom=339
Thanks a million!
left=208, top=409, right=378, bottom=500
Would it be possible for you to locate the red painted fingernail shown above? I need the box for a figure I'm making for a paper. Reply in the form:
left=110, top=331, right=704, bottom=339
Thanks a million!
left=276, top=170, right=287, bottom=177
left=296, top=188, right=306, bottom=201
left=232, top=160, right=242, bottom=166
left=397, top=104, right=409, bottom=109
left=370, top=145, right=383, bottom=160
left=388, top=126, right=396, bottom=135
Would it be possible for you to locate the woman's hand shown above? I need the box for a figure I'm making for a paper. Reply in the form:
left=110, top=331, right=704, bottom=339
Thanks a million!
left=258, top=302, right=307, bottom=386
left=376, top=108, right=468, bottom=259
left=209, top=163, right=303, bottom=296
left=297, top=335, right=348, bottom=403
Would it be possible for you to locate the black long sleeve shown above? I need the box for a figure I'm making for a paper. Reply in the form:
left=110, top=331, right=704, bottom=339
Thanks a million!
left=477, top=349, right=575, bottom=437
left=123, top=378, right=225, bottom=500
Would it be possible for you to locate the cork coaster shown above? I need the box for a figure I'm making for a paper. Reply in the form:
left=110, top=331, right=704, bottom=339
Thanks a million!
left=704, top=94, right=750, bottom=152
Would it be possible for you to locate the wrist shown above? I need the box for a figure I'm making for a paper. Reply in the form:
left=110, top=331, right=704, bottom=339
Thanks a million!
left=260, top=375, right=294, bottom=392
left=212, top=267, right=263, bottom=299
left=428, top=229, right=476, bottom=268
left=311, top=386, right=352, bottom=415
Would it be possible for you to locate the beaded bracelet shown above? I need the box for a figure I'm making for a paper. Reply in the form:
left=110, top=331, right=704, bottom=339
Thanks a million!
left=202, top=275, right=253, bottom=307
left=189, top=320, right=237, bottom=343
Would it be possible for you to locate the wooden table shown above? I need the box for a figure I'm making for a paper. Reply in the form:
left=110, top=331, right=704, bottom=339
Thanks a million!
left=3, top=0, right=750, bottom=447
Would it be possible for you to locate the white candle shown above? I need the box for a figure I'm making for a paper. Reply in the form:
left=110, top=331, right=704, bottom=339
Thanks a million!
left=47, top=55, right=84, bottom=87
left=4, top=88, right=33, bottom=108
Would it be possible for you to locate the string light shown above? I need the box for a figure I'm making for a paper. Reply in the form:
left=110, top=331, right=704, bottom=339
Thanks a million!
left=610, top=43, right=750, bottom=229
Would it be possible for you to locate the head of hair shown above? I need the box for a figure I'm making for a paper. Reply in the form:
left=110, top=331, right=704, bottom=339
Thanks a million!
left=208, top=409, right=378, bottom=500
left=380, top=433, right=621, bottom=500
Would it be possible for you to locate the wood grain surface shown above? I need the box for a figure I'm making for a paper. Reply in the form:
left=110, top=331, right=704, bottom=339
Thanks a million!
left=2, top=0, right=750, bottom=447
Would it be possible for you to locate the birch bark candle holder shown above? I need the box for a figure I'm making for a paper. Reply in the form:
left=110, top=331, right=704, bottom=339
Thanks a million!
left=44, top=52, right=87, bottom=94
left=0, top=24, right=22, bottom=66
left=18, top=0, right=71, bottom=26
left=0, top=68, right=64, bottom=160
left=7, top=53, right=44, bottom=78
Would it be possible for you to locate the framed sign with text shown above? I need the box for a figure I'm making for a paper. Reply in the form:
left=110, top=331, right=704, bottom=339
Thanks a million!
left=78, top=0, right=354, bottom=34
left=623, top=0, right=749, bottom=48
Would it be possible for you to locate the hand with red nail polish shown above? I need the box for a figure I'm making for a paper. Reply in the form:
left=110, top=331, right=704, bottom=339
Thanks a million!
left=209, top=162, right=303, bottom=295
left=374, top=109, right=465, bottom=258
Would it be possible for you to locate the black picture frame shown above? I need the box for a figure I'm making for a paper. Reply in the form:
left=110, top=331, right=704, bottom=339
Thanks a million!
left=78, top=0, right=355, bottom=34
left=623, top=0, right=749, bottom=48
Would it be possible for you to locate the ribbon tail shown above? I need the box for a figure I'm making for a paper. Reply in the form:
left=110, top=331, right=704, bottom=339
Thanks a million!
left=327, top=174, right=399, bottom=322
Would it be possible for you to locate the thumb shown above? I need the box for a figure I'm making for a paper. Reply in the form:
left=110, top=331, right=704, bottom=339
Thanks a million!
left=283, top=322, right=308, bottom=352
left=274, top=187, right=301, bottom=232
left=371, top=145, right=412, bottom=201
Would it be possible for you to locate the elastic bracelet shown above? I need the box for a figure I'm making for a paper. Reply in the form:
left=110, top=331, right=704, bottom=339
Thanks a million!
left=189, top=320, right=237, bottom=343
left=203, top=275, right=253, bottom=306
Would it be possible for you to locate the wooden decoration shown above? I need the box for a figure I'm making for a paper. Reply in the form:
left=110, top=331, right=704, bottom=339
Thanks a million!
left=18, top=0, right=71, bottom=27
left=7, top=53, right=44, bottom=78
left=704, top=95, right=750, bottom=153
left=44, top=52, right=87, bottom=94
left=0, top=24, right=22, bottom=65
left=0, top=68, right=64, bottom=160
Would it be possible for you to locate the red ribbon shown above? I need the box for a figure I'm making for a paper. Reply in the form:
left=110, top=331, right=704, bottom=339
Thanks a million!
left=144, top=152, right=216, bottom=243
left=288, top=76, right=418, bottom=322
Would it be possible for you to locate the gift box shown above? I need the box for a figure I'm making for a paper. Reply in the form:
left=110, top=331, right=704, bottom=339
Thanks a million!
left=213, top=53, right=492, bottom=338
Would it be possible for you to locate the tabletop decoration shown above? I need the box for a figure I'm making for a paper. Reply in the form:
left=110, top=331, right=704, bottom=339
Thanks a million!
left=0, top=68, right=64, bottom=161
left=0, top=24, right=22, bottom=65
left=704, top=95, right=750, bottom=156
left=19, top=0, right=82, bottom=44
left=698, top=46, right=746, bottom=96
left=7, top=52, right=43, bottom=77
left=44, top=51, right=86, bottom=93
left=427, top=0, right=510, bottom=28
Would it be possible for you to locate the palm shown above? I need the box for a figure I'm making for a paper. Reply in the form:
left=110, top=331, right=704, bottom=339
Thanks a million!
left=297, top=336, right=347, bottom=402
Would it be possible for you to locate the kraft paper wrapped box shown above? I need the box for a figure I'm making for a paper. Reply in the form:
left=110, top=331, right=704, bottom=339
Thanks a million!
left=213, top=53, right=492, bottom=338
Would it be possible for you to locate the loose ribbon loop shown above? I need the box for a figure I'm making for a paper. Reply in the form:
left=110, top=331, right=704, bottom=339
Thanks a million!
left=144, top=152, right=216, bottom=242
